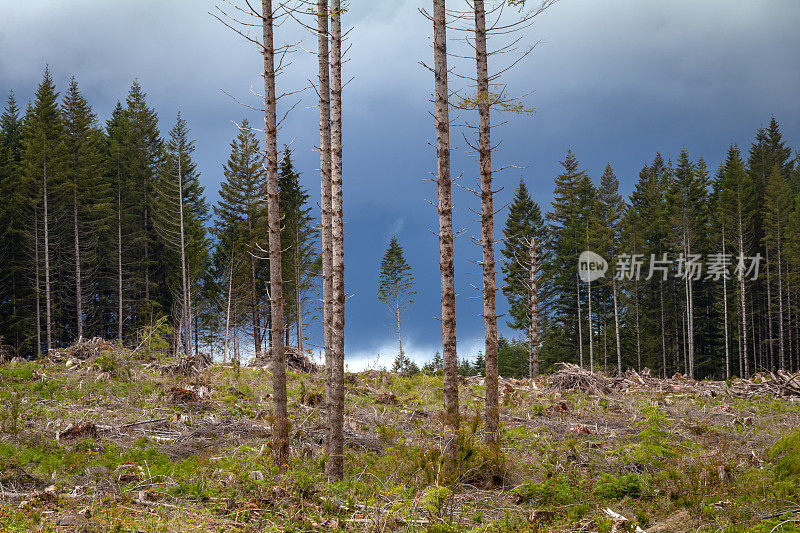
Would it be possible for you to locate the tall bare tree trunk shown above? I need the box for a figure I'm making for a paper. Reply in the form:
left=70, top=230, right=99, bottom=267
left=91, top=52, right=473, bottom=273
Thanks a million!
left=766, top=248, right=774, bottom=370
left=473, top=0, right=499, bottom=447
left=613, top=277, right=621, bottom=375
left=261, top=0, right=289, bottom=465
left=433, top=0, right=459, bottom=447
left=588, top=275, right=594, bottom=373
left=43, top=161, right=52, bottom=352
left=224, top=257, right=233, bottom=364
left=250, top=227, right=261, bottom=354
left=35, top=211, right=42, bottom=358
left=635, top=277, right=641, bottom=372
left=722, top=229, right=731, bottom=379
left=528, top=236, right=539, bottom=378
left=294, top=230, right=304, bottom=354
left=73, top=189, right=83, bottom=340
left=577, top=276, right=583, bottom=368
left=117, top=184, right=124, bottom=342
left=316, top=0, right=337, bottom=478
left=738, top=228, right=749, bottom=377
left=177, top=153, right=192, bottom=357
left=777, top=239, right=786, bottom=370
left=683, top=235, right=695, bottom=378
left=660, top=284, right=667, bottom=377
left=603, top=298, right=608, bottom=373
left=326, top=0, right=346, bottom=481
left=396, top=295, right=403, bottom=358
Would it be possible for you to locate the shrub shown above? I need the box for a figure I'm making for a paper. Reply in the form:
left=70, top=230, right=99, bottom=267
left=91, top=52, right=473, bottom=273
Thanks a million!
left=594, top=473, right=645, bottom=499
left=513, top=474, right=576, bottom=506
left=769, top=428, right=800, bottom=481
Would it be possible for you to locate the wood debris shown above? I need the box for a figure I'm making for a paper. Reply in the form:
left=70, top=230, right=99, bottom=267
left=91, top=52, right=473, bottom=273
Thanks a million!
left=547, top=362, right=800, bottom=399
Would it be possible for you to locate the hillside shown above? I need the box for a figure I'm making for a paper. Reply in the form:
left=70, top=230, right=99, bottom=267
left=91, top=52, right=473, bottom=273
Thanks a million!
left=1, top=341, right=799, bottom=532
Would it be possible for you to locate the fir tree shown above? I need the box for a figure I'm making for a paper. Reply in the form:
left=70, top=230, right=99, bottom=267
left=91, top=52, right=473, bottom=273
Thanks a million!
left=501, top=178, right=549, bottom=330
left=0, top=91, right=30, bottom=354
left=23, top=67, right=67, bottom=352
left=279, top=147, right=320, bottom=352
left=153, top=113, right=208, bottom=355
left=61, top=76, right=108, bottom=340
left=546, top=150, right=593, bottom=365
left=594, top=164, right=626, bottom=373
left=213, top=120, right=267, bottom=355
left=122, top=80, right=163, bottom=322
left=378, top=236, right=415, bottom=361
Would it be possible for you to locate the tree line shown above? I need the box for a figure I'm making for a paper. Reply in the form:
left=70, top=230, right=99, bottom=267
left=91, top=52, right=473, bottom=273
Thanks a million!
left=500, top=119, right=800, bottom=380
left=0, top=71, right=320, bottom=365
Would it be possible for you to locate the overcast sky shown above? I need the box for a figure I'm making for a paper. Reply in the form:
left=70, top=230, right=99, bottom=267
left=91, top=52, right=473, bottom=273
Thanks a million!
left=1, top=0, right=798, bottom=369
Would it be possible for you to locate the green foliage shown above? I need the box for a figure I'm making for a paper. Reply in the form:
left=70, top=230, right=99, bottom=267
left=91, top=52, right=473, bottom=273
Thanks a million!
left=615, top=406, right=688, bottom=466
left=134, top=317, right=171, bottom=360
left=593, top=473, right=646, bottom=499
left=0, top=391, right=21, bottom=433
left=768, top=428, right=800, bottom=481
left=513, top=474, right=576, bottom=506
left=501, top=178, right=549, bottom=332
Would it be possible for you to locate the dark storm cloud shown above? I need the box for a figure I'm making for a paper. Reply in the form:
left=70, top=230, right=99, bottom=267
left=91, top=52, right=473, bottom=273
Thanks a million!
left=2, top=0, right=798, bottom=367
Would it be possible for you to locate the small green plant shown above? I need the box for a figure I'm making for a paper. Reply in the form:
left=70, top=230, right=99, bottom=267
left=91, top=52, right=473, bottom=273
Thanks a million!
left=615, top=406, right=688, bottom=466
left=0, top=392, right=21, bottom=433
left=93, top=353, right=118, bottom=374
left=593, top=473, right=646, bottom=499
left=769, top=428, right=800, bottom=481
left=513, top=474, right=576, bottom=506
left=421, top=485, right=452, bottom=518
left=134, top=316, right=172, bottom=360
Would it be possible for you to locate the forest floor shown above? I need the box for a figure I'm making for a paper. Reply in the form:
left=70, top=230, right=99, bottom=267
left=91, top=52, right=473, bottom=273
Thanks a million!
left=1, top=342, right=800, bottom=532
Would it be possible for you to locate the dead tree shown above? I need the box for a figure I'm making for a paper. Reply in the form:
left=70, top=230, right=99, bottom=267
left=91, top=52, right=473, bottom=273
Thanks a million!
left=212, top=0, right=298, bottom=465
left=260, top=0, right=290, bottom=465
left=452, top=0, right=556, bottom=444
left=424, top=0, right=461, bottom=448
left=327, top=0, right=346, bottom=481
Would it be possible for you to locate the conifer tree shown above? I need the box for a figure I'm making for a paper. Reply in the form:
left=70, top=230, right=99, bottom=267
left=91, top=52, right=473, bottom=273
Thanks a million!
left=61, top=77, right=107, bottom=340
left=105, top=103, right=133, bottom=342
left=764, top=166, right=791, bottom=370
left=501, top=178, right=549, bottom=377
left=214, top=120, right=267, bottom=355
left=122, top=81, right=162, bottom=322
left=668, top=150, right=706, bottom=378
left=720, top=145, right=756, bottom=376
left=0, top=91, right=30, bottom=354
left=546, top=150, right=593, bottom=365
left=594, top=164, right=625, bottom=374
left=24, top=67, right=66, bottom=352
left=278, top=148, right=320, bottom=353
left=378, top=236, right=415, bottom=361
left=153, top=114, right=208, bottom=356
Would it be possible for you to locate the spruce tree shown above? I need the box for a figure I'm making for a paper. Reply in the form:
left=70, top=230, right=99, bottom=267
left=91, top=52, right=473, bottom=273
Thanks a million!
left=763, top=166, right=791, bottom=370
left=122, top=80, right=163, bottom=323
left=594, top=164, right=625, bottom=374
left=378, top=236, right=415, bottom=361
left=23, top=67, right=67, bottom=352
left=279, top=147, right=320, bottom=353
left=153, top=113, right=208, bottom=355
left=213, top=120, right=268, bottom=355
left=61, top=76, right=108, bottom=340
left=501, top=178, right=548, bottom=377
left=719, top=145, right=756, bottom=376
left=0, top=91, right=30, bottom=354
left=546, top=150, right=592, bottom=365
